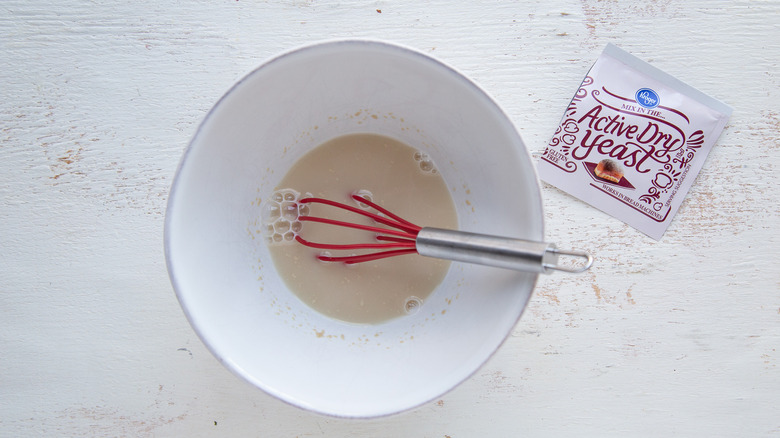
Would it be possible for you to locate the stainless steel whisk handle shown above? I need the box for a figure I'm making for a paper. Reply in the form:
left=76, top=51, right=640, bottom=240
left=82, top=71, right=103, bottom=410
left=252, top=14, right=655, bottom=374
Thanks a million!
left=415, top=227, right=593, bottom=274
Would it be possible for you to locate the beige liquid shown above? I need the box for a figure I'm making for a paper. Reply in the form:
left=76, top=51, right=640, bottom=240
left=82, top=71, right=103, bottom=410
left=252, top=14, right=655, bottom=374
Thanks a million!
left=265, top=133, right=458, bottom=324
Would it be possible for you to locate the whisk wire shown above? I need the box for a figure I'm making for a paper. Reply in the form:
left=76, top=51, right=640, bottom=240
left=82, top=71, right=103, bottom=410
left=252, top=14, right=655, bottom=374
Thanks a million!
left=299, top=196, right=421, bottom=235
left=291, top=194, right=592, bottom=273
left=318, top=248, right=419, bottom=264
left=349, top=195, right=421, bottom=231
left=294, top=235, right=415, bottom=251
left=297, top=215, right=416, bottom=239
left=295, top=195, right=423, bottom=264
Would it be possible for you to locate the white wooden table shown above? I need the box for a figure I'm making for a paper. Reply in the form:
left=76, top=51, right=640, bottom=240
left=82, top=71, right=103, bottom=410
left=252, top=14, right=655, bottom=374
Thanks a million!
left=2, top=1, right=778, bottom=436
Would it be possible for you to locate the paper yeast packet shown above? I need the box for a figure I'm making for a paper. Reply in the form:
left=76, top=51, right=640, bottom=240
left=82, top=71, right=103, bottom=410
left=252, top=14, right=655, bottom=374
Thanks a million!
left=538, top=44, right=732, bottom=240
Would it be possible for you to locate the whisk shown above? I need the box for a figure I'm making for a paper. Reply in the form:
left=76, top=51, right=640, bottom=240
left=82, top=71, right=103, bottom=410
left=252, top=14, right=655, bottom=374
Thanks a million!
left=294, top=194, right=592, bottom=274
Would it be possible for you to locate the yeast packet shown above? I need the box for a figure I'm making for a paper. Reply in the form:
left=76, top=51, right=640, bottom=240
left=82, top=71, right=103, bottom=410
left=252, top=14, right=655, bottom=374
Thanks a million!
left=537, top=44, right=732, bottom=240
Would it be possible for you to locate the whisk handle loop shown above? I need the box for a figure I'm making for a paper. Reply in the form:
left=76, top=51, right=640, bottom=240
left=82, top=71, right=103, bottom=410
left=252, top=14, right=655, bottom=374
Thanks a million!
left=416, top=228, right=592, bottom=274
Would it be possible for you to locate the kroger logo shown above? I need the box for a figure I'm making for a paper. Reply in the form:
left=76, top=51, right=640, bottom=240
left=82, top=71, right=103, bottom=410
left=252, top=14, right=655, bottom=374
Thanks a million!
left=635, top=88, right=660, bottom=109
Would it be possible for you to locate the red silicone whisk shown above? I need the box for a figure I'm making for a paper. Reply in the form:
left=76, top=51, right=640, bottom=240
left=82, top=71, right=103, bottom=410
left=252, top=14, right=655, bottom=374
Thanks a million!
left=294, top=194, right=592, bottom=274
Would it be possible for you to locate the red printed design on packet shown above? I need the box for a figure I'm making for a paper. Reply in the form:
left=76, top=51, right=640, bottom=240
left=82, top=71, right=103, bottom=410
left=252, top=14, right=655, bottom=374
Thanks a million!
left=537, top=44, right=732, bottom=240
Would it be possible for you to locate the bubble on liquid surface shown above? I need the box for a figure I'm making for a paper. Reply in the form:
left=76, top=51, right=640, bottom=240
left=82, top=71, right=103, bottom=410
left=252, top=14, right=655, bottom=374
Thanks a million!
left=262, top=203, right=281, bottom=222
left=412, top=151, right=437, bottom=174
left=281, top=201, right=298, bottom=221
left=318, top=251, right=332, bottom=263
left=274, top=219, right=291, bottom=233
left=404, top=296, right=422, bottom=314
left=352, top=189, right=374, bottom=209
left=419, top=160, right=434, bottom=172
left=261, top=188, right=307, bottom=245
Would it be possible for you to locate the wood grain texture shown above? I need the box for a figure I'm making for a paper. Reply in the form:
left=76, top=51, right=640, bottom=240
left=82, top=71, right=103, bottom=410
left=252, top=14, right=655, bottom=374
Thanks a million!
left=1, top=0, right=778, bottom=436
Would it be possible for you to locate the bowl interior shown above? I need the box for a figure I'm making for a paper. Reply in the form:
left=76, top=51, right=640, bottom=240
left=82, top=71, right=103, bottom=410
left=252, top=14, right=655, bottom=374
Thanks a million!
left=165, top=40, right=543, bottom=417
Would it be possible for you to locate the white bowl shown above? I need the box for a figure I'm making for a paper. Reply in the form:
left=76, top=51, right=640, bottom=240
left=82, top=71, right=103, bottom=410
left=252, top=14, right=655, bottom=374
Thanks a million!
left=165, top=40, right=544, bottom=417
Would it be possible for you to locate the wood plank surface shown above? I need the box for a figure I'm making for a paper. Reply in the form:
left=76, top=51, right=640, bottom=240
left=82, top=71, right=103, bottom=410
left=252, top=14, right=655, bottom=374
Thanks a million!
left=1, top=0, right=778, bottom=436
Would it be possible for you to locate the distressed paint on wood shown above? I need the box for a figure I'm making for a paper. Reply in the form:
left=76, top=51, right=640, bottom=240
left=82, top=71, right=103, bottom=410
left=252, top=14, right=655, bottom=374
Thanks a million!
left=1, top=0, right=778, bottom=436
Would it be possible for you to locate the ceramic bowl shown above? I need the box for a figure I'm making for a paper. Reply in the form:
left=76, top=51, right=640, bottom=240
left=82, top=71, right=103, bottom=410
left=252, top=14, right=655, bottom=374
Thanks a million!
left=165, top=40, right=543, bottom=417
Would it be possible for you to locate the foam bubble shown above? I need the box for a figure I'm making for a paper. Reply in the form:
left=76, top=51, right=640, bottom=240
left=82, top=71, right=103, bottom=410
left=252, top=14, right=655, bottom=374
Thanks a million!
left=412, top=150, right=437, bottom=174
left=281, top=201, right=298, bottom=220
left=262, top=203, right=281, bottom=221
left=274, top=219, right=290, bottom=233
left=261, top=188, right=307, bottom=245
left=318, top=251, right=332, bottom=263
left=404, top=296, right=422, bottom=314
left=352, top=189, right=374, bottom=209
